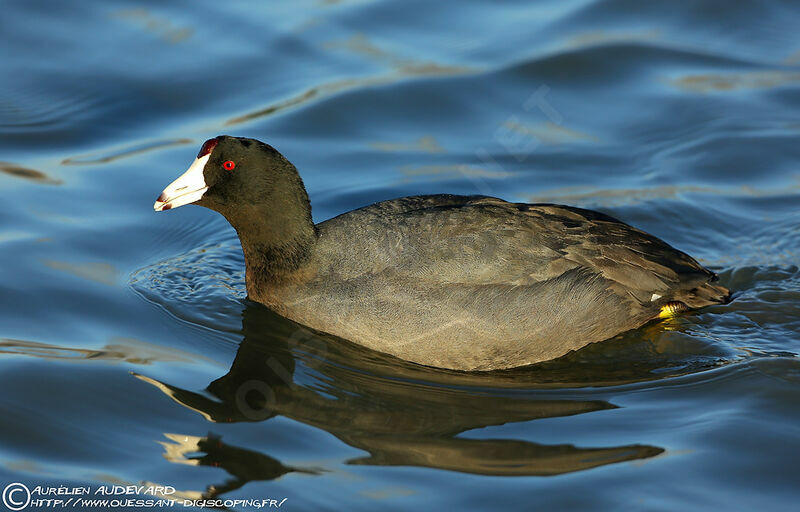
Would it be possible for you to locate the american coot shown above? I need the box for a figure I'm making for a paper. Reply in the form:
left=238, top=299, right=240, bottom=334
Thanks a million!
left=154, top=136, right=730, bottom=371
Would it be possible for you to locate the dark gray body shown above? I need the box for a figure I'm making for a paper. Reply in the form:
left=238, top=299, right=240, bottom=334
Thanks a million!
left=255, top=195, right=728, bottom=371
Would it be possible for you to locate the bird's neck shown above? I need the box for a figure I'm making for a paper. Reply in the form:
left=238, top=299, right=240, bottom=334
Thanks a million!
left=222, top=190, right=317, bottom=300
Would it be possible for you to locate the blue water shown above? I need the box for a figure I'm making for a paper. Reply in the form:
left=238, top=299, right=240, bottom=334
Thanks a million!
left=1, top=1, right=799, bottom=510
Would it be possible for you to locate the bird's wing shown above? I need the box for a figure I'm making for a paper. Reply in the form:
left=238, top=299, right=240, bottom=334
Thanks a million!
left=315, top=195, right=714, bottom=304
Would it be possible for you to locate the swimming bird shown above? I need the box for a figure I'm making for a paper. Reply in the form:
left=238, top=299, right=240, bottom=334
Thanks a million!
left=154, top=136, right=730, bottom=371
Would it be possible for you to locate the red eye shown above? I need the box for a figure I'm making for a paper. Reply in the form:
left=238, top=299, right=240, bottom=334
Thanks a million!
left=223, top=160, right=235, bottom=171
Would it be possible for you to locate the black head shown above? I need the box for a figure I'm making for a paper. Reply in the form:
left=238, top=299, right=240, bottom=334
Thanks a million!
left=154, top=135, right=303, bottom=216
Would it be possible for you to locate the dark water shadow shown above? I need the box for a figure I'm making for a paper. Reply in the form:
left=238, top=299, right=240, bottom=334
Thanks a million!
left=135, top=303, right=665, bottom=498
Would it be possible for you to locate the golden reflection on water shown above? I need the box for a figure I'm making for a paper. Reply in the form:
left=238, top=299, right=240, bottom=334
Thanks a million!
left=110, top=9, right=193, bottom=44
left=0, top=162, right=62, bottom=185
left=0, top=337, right=214, bottom=366
left=669, top=71, right=800, bottom=93
left=563, top=29, right=662, bottom=49
left=502, top=120, right=598, bottom=145
left=529, top=182, right=800, bottom=207
left=369, top=136, right=444, bottom=153
left=43, top=260, right=120, bottom=286
left=224, top=63, right=470, bottom=127
left=323, top=34, right=402, bottom=65
left=226, top=32, right=471, bottom=126
left=400, top=164, right=513, bottom=181
left=61, top=138, right=193, bottom=166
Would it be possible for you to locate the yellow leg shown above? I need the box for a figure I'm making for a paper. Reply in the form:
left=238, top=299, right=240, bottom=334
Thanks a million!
left=659, top=301, right=689, bottom=319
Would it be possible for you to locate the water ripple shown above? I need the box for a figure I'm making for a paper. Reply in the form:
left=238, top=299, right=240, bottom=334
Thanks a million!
left=130, top=240, right=245, bottom=333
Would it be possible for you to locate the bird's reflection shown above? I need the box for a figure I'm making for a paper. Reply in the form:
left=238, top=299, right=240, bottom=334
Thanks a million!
left=157, top=433, right=319, bottom=498
left=137, top=303, right=665, bottom=497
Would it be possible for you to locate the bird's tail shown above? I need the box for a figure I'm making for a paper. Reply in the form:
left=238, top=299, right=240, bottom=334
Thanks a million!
left=675, top=281, right=731, bottom=309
